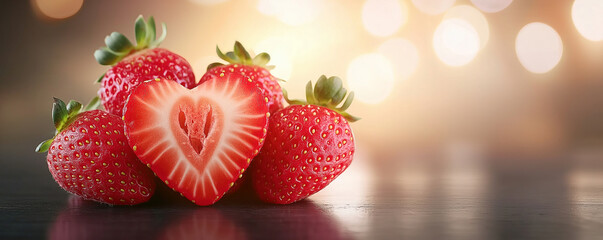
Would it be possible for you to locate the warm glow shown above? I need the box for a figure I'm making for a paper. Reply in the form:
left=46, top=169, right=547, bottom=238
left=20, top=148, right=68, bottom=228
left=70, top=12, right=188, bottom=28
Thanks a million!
left=433, top=18, right=480, bottom=66
left=316, top=143, right=371, bottom=232
left=362, top=0, right=408, bottom=37
left=411, top=0, right=456, bottom=15
left=378, top=38, right=419, bottom=80
left=255, top=37, right=294, bottom=81
left=257, top=0, right=323, bottom=26
left=346, top=53, right=395, bottom=104
left=515, top=22, right=563, bottom=74
left=188, top=0, right=229, bottom=5
left=193, top=56, right=220, bottom=81
left=33, top=0, right=83, bottom=19
left=572, top=0, right=603, bottom=41
left=470, top=0, right=513, bottom=13
left=444, top=5, right=489, bottom=49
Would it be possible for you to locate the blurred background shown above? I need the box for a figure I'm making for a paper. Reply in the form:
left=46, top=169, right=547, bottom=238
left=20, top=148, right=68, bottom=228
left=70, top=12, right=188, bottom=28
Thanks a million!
left=2, top=0, right=602, bottom=165
left=1, top=0, right=603, bottom=238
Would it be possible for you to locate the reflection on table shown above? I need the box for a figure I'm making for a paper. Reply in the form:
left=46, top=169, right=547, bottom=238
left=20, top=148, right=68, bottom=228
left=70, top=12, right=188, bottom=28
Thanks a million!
left=43, top=143, right=603, bottom=240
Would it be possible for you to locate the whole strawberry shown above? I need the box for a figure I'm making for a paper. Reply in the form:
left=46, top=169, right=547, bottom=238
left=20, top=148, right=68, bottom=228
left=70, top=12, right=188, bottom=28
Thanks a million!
left=94, top=15, right=196, bottom=116
left=251, top=75, right=359, bottom=204
left=36, top=98, right=156, bottom=205
left=200, top=41, right=284, bottom=114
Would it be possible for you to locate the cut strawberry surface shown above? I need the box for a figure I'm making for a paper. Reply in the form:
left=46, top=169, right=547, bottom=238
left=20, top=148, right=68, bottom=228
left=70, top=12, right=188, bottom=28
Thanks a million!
left=123, top=75, right=269, bottom=206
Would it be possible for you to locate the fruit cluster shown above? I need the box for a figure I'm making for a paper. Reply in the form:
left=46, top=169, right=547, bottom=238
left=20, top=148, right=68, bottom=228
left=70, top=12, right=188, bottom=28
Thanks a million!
left=36, top=16, right=358, bottom=206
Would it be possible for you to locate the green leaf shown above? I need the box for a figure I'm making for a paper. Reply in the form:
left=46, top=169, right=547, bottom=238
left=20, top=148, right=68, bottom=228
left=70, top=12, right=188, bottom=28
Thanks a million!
left=314, top=75, right=336, bottom=103
left=151, top=23, right=167, bottom=48
left=330, top=87, right=347, bottom=107
left=206, top=62, right=224, bottom=71
left=283, top=89, right=306, bottom=105
left=105, top=32, right=133, bottom=53
left=94, top=48, right=120, bottom=65
left=96, top=73, right=106, bottom=83
left=328, top=76, right=343, bottom=91
left=216, top=46, right=235, bottom=63
left=66, top=100, right=82, bottom=115
left=234, top=41, right=251, bottom=63
left=338, top=91, right=354, bottom=111
left=52, top=98, right=68, bottom=131
left=305, top=81, right=316, bottom=105
left=225, top=52, right=238, bottom=62
left=147, top=16, right=156, bottom=42
left=212, top=41, right=275, bottom=68
left=252, top=52, right=270, bottom=67
left=300, top=75, right=360, bottom=122
left=339, top=111, right=360, bottom=122
left=135, top=15, right=148, bottom=48
left=35, top=139, right=54, bottom=153
left=84, top=96, right=101, bottom=112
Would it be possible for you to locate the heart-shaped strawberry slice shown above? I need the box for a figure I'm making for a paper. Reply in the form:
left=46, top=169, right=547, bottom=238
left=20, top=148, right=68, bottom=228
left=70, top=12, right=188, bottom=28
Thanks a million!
left=123, top=75, right=269, bottom=205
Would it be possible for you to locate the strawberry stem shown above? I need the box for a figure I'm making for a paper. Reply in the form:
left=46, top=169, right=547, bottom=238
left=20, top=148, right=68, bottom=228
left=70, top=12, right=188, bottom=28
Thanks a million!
left=284, top=75, right=360, bottom=122
left=207, top=41, right=275, bottom=71
left=94, top=15, right=166, bottom=66
left=52, top=98, right=68, bottom=131
left=36, top=97, right=101, bottom=153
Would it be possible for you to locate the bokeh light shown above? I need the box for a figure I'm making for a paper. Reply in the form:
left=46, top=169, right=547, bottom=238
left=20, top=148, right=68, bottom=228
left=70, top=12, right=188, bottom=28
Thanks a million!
left=378, top=38, right=419, bottom=80
left=346, top=53, right=395, bottom=104
left=188, top=0, right=229, bottom=5
left=572, top=0, right=603, bottom=41
left=362, top=0, right=408, bottom=37
left=444, top=5, right=489, bottom=49
left=193, top=56, right=220, bottom=82
left=470, top=0, right=513, bottom=13
left=255, top=37, right=294, bottom=81
left=515, top=22, right=563, bottom=74
left=33, top=0, right=83, bottom=19
left=433, top=18, right=480, bottom=66
left=257, top=0, right=323, bottom=26
left=411, top=0, right=456, bottom=15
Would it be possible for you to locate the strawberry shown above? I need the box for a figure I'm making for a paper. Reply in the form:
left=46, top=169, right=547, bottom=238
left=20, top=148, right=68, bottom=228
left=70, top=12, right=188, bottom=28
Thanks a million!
left=94, top=15, right=196, bottom=116
left=251, top=75, right=359, bottom=204
left=200, top=41, right=284, bottom=114
left=123, top=75, right=270, bottom=206
left=35, top=98, right=156, bottom=205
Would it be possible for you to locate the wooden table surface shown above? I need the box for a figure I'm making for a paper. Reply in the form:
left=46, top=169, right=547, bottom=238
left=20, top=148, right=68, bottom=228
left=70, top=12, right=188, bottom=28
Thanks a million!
left=2, top=149, right=603, bottom=240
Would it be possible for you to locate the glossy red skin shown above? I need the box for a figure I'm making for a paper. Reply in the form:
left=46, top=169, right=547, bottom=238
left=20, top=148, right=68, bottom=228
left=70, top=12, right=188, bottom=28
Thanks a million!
left=46, top=110, right=156, bottom=205
left=99, top=48, right=197, bottom=116
left=251, top=105, right=355, bottom=204
left=200, top=64, right=284, bottom=114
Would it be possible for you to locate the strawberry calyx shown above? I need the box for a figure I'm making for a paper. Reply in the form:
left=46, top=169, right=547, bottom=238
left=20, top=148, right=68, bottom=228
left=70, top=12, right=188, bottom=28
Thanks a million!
left=35, top=97, right=101, bottom=153
left=207, top=41, right=275, bottom=71
left=283, top=75, right=360, bottom=122
left=94, top=15, right=167, bottom=67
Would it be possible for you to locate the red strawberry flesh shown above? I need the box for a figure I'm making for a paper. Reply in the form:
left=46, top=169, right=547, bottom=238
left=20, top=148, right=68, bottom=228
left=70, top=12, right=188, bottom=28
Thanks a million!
left=123, top=75, right=269, bottom=206
left=201, top=64, right=283, bottom=114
